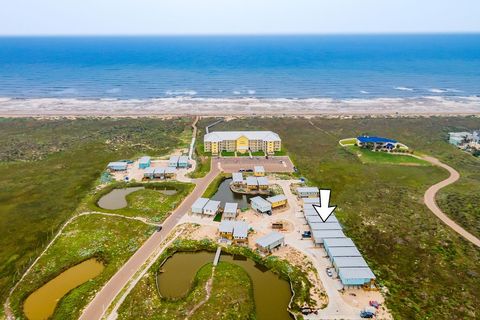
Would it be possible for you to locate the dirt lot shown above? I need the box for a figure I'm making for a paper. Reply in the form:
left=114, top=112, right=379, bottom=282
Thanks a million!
left=215, top=156, right=295, bottom=173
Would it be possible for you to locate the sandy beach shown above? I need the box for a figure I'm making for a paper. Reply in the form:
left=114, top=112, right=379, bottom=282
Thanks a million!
left=0, top=96, right=480, bottom=117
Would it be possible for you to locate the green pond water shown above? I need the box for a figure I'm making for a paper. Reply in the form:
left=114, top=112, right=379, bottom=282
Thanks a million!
left=211, top=178, right=253, bottom=209
left=23, top=258, right=104, bottom=320
left=157, top=251, right=292, bottom=320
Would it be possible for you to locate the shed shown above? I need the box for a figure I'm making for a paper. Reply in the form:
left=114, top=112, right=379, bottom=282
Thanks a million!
left=168, top=156, right=179, bottom=167
left=254, top=166, right=265, bottom=177
left=308, top=222, right=342, bottom=231
left=256, top=232, right=284, bottom=252
left=178, top=156, right=189, bottom=168
left=138, top=156, right=151, bottom=169
left=222, top=202, right=238, bottom=220
left=246, top=176, right=258, bottom=189
left=303, top=198, right=320, bottom=205
left=250, top=196, right=272, bottom=214
left=332, top=256, right=369, bottom=272
left=312, top=230, right=345, bottom=245
left=143, top=167, right=155, bottom=179
left=338, top=267, right=376, bottom=287
left=191, top=197, right=209, bottom=214
left=107, top=161, right=128, bottom=171
left=203, top=200, right=221, bottom=216
left=328, top=246, right=362, bottom=259
left=232, top=172, right=244, bottom=185
left=266, top=194, right=288, bottom=208
left=297, top=187, right=319, bottom=198
left=153, top=167, right=166, bottom=178
left=256, top=177, right=269, bottom=189
left=324, top=238, right=355, bottom=256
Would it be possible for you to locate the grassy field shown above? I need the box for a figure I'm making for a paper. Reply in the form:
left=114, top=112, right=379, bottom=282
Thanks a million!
left=211, top=116, right=480, bottom=319
left=9, top=214, right=155, bottom=320
left=345, top=145, right=430, bottom=166
left=0, top=117, right=191, bottom=313
left=86, top=181, right=195, bottom=222
left=188, top=121, right=211, bottom=178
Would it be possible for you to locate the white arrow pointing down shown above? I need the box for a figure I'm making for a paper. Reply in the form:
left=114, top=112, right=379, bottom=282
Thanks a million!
left=312, top=189, right=337, bottom=222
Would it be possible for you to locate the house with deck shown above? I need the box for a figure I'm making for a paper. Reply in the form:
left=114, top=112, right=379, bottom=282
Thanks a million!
left=266, top=194, right=288, bottom=209
left=255, top=232, right=284, bottom=253
left=250, top=196, right=272, bottom=214
left=222, top=202, right=238, bottom=220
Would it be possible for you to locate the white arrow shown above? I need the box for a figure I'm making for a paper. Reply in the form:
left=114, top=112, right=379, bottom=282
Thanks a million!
left=312, top=189, right=336, bottom=222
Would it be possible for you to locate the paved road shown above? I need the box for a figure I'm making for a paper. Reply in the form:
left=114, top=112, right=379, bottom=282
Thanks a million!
left=80, top=162, right=220, bottom=320
left=423, top=156, right=480, bottom=248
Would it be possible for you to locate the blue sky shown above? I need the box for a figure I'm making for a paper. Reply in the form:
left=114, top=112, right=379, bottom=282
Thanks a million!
left=1, top=0, right=479, bottom=35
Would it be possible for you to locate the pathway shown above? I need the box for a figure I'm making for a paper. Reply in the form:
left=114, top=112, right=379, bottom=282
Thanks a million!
left=188, top=116, right=199, bottom=160
left=80, top=160, right=220, bottom=320
left=422, top=155, right=480, bottom=248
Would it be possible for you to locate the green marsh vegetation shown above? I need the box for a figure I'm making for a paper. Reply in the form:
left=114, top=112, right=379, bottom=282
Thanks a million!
left=0, top=117, right=192, bottom=314
left=212, top=116, right=480, bottom=319
left=87, top=181, right=195, bottom=222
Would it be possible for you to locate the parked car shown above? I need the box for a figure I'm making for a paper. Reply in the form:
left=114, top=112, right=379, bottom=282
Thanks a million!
left=360, top=311, right=375, bottom=318
left=369, top=301, right=380, bottom=309
left=326, top=268, right=333, bottom=277
left=301, top=231, right=311, bottom=238
left=246, top=169, right=253, bottom=172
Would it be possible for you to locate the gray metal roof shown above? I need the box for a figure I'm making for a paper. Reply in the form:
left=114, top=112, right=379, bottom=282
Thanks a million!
left=169, top=156, right=179, bottom=163
left=232, top=172, right=244, bottom=183
left=332, top=256, right=368, bottom=269
left=328, top=246, right=362, bottom=257
left=233, top=221, right=249, bottom=238
left=309, top=222, right=342, bottom=230
left=144, top=167, right=155, bottom=174
left=223, top=202, right=238, bottom=214
left=204, top=200, right=221, bottom=212
left=191, top=197, right=209, bottom=210
left=323, top=238, right=355, bottom=248
left=256, top=177, right=269, bottom=185
left=164, top=167, right=177, bottom=174
left=108, top=161, right=127, bottom=167
left=256, top=232, right=284, bottom=247
left=312, top=230, right=345, bottom=242
left=306, top=214, right=338, bottom=224
left=246, top=176, right=258, bottom=185
left=338, top=267, right=375, bottom=280
left=254, top=166, right=265, bottom=173
left=178, top=155, right=189, bottom=163
left=303, top=198, right=320, bottom=205
left=153, top=167, right=166, bottom=174
left=218, top=220, right=235, bottom=233
left=250, top=196, right=271, bottom=207
left=266, top=194, right=287, bottom=203
left=139, top=156, right=151, bottom=163
left=297, top=187, right=319, bottom=193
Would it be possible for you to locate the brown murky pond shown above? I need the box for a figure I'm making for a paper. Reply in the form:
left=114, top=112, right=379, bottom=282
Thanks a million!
left=23, top=258, right=104, bottom=320
left=97, top=186, right=144, bottom=210
left=157, top=251, right=292, bottom=320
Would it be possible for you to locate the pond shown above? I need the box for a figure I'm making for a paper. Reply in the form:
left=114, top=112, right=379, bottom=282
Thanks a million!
left=157, top=251, right=292, bottom=320
left=97, top=186, right=144, bottom=210
left=23, top=258, right=104, bottom=320
left=211, top=178, right=253, bottom=210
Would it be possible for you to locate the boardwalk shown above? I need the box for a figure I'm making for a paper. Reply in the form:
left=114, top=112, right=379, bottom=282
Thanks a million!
left=213, top=247, right=222, bottom=266
left=79, top=160, right=220, bottom=320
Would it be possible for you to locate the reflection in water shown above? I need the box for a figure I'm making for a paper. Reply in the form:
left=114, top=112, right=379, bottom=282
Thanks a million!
left=157, top=251, right=292, bottom=320
left=211, top=178, right=253, bottom=209
left=24, top=258, right=104, bottom=320
left=97, top=187, right=144, bottom=210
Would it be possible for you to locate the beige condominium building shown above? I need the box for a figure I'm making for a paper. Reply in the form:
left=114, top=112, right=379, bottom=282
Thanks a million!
left=204, top=131, right=281, bottom=155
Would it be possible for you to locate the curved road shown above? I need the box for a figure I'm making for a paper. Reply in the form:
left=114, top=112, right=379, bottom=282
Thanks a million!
left=423, top=156, right=480, bottom=248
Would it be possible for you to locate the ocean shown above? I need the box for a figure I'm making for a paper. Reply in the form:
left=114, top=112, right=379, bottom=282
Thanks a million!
left=0, top=35, right=479, bottom=100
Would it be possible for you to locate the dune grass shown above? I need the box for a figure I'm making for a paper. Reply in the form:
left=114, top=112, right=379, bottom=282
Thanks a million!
left=346, top=145, right=430, bottom=166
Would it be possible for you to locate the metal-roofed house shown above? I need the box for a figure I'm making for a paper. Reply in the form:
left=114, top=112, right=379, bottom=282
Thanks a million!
left=256, top=177, right=269, bottom=190
left=232, top=172, right=245, bottom=186
left=232, top=221, right=249, bottom=244
left=255, top=232, right=285, bottom=253
left=168, top=156, right=179, bottom=167
left=204, top=131, right=281, bottom=155
left=203, top=200, right=221, bottom=216
left=143, top=167, right=155, bottom=179
left=153, top=167, right=166, bottom=179
left=332, top=256, right=369, bottom=272
left=327, top=246, right=362, bottom=259
left=254, top=166, right=265, bottom=177
left=338, top=267, right=376, bottom=287
left=246, top=176, right=258, bottom=190
left=163, top=167, right=177, bottom=179
left=178, top=156, right=189, bottom=168
left=191, top=198, right=209, bottom=214
left=222, top=202, right=238, bottom=220
left=312, top=230, right=345, bottom=245
left=297, top=187, right=319, bottom=198
left=107, top=162, right=128, bottom=171
left=266, top=194, right=288, bottom=209
left=138, top=156, right=151, bottom=169
left=218, top=220, right=235, bottom=239
left=250, top=196, right=272, bottom=214
left=356, top=136, right=399, bottom=151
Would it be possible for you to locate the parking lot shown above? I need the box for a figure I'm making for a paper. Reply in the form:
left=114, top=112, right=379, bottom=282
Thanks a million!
left=215, top=156, right=295, bottom=173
